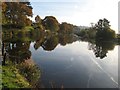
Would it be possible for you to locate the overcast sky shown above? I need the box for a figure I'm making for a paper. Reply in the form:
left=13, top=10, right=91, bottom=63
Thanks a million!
left=30, top=0, right=119, bottom=33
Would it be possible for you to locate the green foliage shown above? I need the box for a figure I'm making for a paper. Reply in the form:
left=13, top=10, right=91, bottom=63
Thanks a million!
left=2, top=2, right=33, bottom=28
left=117, top=34, right=120, bottom=38
left=2, top=58, right=40, bottom=88
left=17, top=62, right=40, bottom=87
left=42, top=35, right=59, bottom=51
left=95, top=18, right=110, bottom=30
left=33, top=23, right=44, bottom=30
left=87, top=28, right=96, bottom=39
left=2, top=62, right=30, bottom=88
left=24, top=26, right=34, bottom=31
left=59, top=22, right=74, bottom=33
left=95, top=18, right=116, bottom=40
left=43, top=16, right=59, bottom=32
left=73, top=26, right=96, bottom=39
left=72, top=26, right=81, bottom=35
left=35, top=15, right=42, bottom=24
left=34, top=15, right=45, bottom=30
left=76, top=29, right=87, bottom=37
left=74, top=18, right=116, bottom=41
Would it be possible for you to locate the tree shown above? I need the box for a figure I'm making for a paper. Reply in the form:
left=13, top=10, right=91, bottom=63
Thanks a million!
left=95, top=18, right=110, bottom=30
left=95, top=18, right=115, bottom=40
left=43, top=16, right=59, bottom=32
left=2, top=2, right=7, bottom=24
left=2, top=2, right=33, bottom=28
left=35, top=15, right=42, bottom=24
left=59, top=22, right=74, bottom=33
left=34, top=15, right=44, bottom=30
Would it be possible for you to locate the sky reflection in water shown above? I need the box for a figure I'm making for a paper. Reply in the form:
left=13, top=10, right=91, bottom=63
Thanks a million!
left=30, top=41, right=118, bottom=88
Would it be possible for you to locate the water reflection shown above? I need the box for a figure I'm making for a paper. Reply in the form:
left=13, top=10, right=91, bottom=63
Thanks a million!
left=2, top=41, right=31, bottom=64
left=34, top=30, right=45, bottom=50
left=88, top=40, right=115, bottom=59
left=2, top=30, right=41, bottom=88
left=42, top=35, right=59, bottom=51
left=2, top=30, right=117, bottom=60
left=2, top=29, right=119, bottom=88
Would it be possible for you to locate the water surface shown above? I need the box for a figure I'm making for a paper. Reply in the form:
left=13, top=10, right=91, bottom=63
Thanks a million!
left=30, top=40, right=118, bottom=88
left=2, top=31, right=118, bottom=88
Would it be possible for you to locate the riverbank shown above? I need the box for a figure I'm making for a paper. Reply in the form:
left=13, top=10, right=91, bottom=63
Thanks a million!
left=2, top=58, right=41, bottom=88
left=2, top=62, right=31, bottom=88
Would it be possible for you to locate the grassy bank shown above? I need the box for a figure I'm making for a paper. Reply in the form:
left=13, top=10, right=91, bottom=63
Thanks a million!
left=2, top=62, right=31, bottom=88
left=2, top=59, right=41, bottom=88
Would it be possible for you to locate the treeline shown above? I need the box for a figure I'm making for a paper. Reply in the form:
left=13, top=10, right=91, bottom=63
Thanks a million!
left=33, top=16, right=117, bottom=41
left=74, top=18, right=116, bottom=41
left=33, top=15, right=75, bottom=34
left=2, top=1, right=76, bottom=33
left=2, top=1, right=118, bottom=42
left=2, top=29, right=117, bottom=60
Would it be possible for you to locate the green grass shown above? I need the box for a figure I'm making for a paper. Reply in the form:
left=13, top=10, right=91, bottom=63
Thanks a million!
left=2, top=62, right=31, bottom=88
left=2, top=59, right=41, bottom=88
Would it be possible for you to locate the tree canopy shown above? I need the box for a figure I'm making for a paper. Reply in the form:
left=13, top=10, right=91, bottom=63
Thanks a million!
left=35, top=15, right=42, bottom=24
left=2, top=2, right=33, bottom=28
left=42, top=16, right=59, bottom=32
left=59, top=22, right=74, bottom=33
left=95, top=18, right=116, bottom=40
left=95, top=18, right=110, bottom=31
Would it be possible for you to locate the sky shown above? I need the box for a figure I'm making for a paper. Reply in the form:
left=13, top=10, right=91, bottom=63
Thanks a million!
left=29, top=0, right=119, bottom=33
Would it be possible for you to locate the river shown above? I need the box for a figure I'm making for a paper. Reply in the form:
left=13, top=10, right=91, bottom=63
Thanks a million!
left=30, top=40, right=118, bottom=88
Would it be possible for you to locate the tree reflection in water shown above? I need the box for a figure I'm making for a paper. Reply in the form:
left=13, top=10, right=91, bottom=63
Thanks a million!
left=2, top=29, right=118, bottom=88
left=42, top=35, right=59, bottom=51
left=2, top=30, right=116, bottom=61
left=88, top=40, right=115, bottom=59
left=2, top=32, right=41, bottom=88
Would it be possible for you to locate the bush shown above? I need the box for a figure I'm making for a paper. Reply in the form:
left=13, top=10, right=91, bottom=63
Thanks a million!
left=17, top=62, right=40, bottom=87
left=96, top=29, right=115, bottom=40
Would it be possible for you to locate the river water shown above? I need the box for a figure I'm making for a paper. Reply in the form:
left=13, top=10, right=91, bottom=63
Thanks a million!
left=30, top=40, right=118, bottom=88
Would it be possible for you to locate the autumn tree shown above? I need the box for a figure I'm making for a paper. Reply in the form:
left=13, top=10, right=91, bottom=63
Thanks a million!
left=2, top=2, right=7, bottom=24
left=34, top=15, right=44, bottom=30
left=2, top=2, right=33, bottom=28
left=59, top=22, right=74, bottom=33
left=42, top=16, right=59, bottom=32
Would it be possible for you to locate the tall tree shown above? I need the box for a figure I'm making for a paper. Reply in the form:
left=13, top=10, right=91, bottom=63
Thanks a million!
left=2, top=2, right=33, bottom=28
left=95, top=18, right=110, bottom=31
left=95, top=18, right=115, bottom=40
